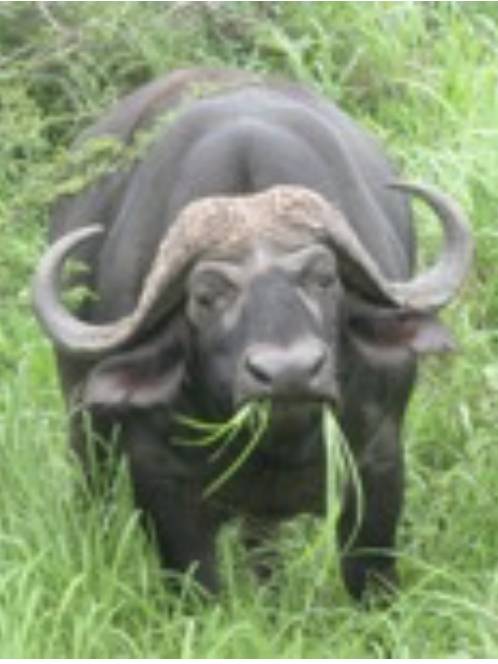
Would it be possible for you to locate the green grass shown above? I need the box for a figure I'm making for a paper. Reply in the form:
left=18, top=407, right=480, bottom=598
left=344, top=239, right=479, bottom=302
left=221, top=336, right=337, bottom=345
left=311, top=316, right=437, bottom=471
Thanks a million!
left=0, top=2, right=497, bottom=658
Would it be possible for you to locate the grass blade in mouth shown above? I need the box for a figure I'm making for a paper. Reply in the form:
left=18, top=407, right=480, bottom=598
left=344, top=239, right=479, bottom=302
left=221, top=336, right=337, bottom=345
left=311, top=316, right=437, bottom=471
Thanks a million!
left=174, top=401, right=271, bottom=498
left=203, top=404, right=271, bottom=498
left=174, top=403, right=255, bottom=445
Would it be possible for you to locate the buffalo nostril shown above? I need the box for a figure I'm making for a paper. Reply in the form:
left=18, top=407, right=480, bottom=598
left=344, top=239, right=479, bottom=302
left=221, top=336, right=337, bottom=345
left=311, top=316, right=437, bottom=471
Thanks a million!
left=244, top=351, right=274, bottom=387
left=307, top=345, right=327, bottom=379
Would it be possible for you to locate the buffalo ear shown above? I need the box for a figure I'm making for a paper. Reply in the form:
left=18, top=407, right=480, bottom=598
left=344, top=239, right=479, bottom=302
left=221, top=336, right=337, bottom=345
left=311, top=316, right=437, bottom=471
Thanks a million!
left=83, top=323, right=186, bottom=410
left=349, top=308, right=456, bottom=357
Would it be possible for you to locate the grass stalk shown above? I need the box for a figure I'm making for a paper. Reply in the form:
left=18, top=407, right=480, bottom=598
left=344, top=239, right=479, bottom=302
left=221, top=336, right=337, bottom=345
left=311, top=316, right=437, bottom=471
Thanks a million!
left=175, top=401, right=272, bottom=498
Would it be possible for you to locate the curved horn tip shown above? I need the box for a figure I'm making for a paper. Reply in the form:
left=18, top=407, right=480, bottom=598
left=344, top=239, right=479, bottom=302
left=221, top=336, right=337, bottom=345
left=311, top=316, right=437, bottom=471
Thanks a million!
left=386, top=180, right=450, bottom=199
left=59, top=224, right=106, bottom=245
left=31, top=224, right=109, bottom=356
left=385, top=180, right=474, bottom=309
left=32, top=224, right=106, bottom=296
left=387, top=179, right=474, bottom=245
left=387, top=180, right=470, bottom=217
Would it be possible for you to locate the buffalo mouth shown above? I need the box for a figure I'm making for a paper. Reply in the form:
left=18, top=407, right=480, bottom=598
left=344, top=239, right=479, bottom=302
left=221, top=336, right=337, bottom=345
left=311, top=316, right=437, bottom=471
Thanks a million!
left=235, top=392, right=339, bottom=441
left=237, top=395, right=331, bottom=463
left=264, top=391, right=339, bottom=413
left=271, top=392, right=339, bottom=417
left=235, top=363, right=341, bottom=412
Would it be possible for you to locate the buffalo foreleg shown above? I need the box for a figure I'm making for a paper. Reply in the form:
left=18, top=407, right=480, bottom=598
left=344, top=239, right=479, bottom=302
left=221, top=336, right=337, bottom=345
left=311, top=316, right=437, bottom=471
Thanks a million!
left=338, top=423, right=404, bottom=602
left=124, top=431, right=219, bottom=595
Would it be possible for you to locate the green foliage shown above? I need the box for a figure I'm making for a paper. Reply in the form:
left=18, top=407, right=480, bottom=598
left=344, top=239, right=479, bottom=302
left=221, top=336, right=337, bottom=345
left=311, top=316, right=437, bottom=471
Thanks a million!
left=0, top=1, right=497, bottom=658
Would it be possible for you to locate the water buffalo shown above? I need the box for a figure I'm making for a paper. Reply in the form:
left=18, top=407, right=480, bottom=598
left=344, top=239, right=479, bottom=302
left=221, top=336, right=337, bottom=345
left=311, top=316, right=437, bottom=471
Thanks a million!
left=32, top=69, right=473, bottom=599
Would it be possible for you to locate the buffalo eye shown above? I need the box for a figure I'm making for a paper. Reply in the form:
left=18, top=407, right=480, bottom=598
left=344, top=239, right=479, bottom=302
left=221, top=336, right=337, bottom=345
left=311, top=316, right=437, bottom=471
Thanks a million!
left=299, top=253, right=337, bottom=295
left=187, top=271, right=238, bottom=323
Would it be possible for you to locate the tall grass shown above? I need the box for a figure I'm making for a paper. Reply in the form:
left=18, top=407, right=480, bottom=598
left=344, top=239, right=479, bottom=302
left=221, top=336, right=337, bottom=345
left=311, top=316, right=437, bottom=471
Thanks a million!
left=0, top=2, right=497, bottom=658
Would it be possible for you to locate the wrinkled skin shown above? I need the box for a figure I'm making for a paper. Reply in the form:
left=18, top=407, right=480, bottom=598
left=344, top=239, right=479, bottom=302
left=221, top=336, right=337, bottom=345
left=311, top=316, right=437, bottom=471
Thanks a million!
left=45, top=69, right=457, bottom=599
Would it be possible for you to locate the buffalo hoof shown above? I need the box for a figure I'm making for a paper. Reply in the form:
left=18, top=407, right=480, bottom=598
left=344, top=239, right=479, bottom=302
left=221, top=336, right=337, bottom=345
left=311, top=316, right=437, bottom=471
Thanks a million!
left=341, top=554, right=400, bottom=605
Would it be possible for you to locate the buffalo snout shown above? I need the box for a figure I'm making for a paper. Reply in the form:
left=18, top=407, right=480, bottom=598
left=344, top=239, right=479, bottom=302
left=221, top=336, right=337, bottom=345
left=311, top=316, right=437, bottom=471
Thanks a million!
left=238, top=338, right=334, bottom=404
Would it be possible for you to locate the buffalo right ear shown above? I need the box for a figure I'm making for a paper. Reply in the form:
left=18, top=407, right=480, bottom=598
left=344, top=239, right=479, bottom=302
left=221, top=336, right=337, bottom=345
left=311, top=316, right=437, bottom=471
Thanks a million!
left=348, top=304, right=457, bottom=360
left=83, top=322, right=187, bottom=411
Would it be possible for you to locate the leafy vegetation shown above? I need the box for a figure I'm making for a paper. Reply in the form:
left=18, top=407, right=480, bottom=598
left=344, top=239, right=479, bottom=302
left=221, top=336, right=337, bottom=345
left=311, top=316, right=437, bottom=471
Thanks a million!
left=0, top=2, right=496, bottom=658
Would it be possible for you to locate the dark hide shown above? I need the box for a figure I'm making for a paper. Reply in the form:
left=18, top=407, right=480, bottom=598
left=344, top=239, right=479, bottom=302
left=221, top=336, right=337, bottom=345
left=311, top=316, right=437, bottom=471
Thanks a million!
left=47, top=69, right=454, bottom=599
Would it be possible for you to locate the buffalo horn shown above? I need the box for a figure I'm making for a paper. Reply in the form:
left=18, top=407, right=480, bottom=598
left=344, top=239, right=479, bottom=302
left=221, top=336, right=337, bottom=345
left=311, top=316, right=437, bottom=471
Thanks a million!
left=31, top=225, right=148, bottom=355
left=381, top=182, right=474, bottom=310
left=318, top=181, right=473, bottom=311
left=32, top=184, right=473, bottom=358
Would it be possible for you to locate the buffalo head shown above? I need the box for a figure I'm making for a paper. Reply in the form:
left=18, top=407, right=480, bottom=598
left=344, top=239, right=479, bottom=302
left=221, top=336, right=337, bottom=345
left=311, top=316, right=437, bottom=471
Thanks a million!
left=187, top=238, right=341, bottom=414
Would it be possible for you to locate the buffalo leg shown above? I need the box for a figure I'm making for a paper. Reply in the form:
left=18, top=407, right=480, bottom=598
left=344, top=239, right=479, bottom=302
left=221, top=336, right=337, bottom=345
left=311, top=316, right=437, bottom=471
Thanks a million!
left=338, top=430, right=404, bottom=601
left=124, top=434, right=219, bottom=594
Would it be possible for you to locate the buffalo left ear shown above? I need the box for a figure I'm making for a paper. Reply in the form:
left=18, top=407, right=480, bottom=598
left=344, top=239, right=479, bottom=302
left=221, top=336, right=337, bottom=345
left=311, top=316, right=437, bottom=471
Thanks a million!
left=82, top=323, right=186, bottom=410
left=349, top=308, right=457, bottom=357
